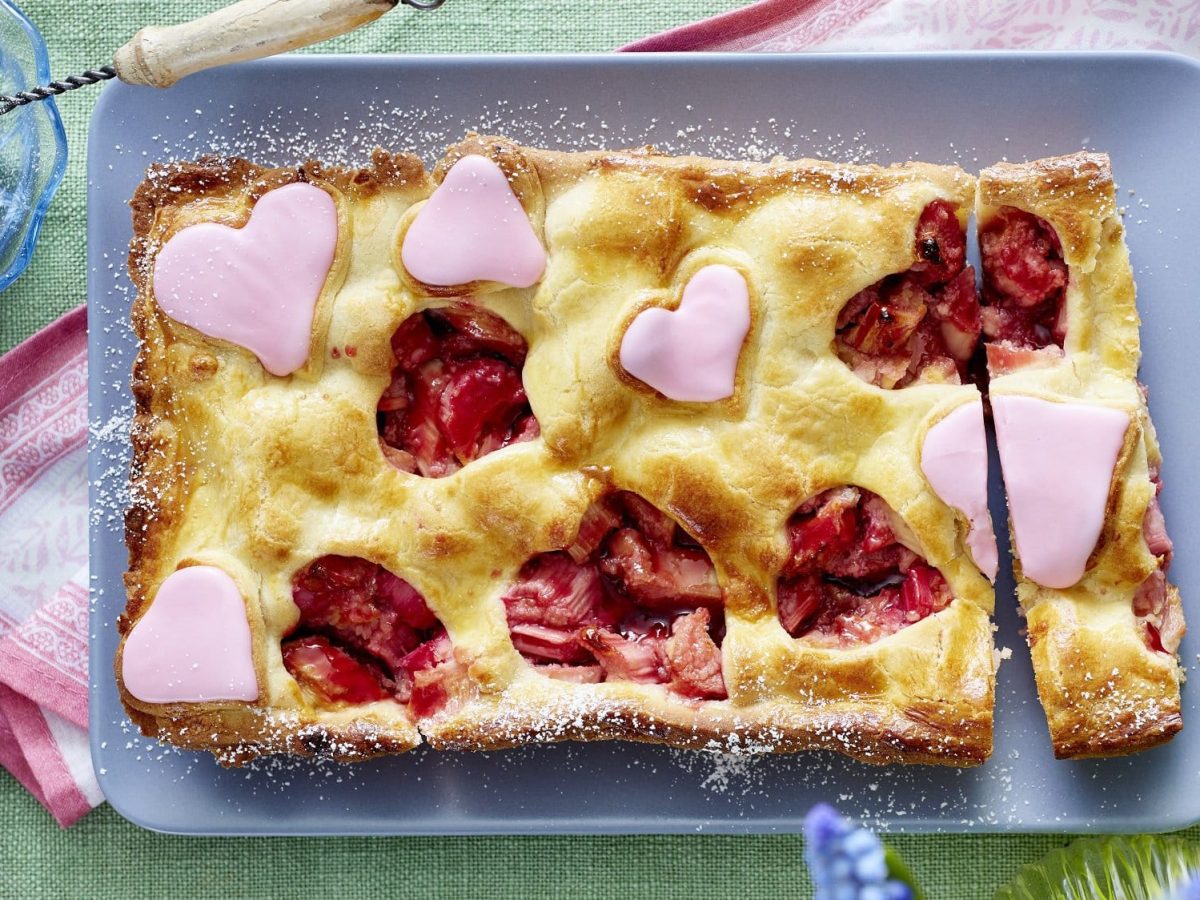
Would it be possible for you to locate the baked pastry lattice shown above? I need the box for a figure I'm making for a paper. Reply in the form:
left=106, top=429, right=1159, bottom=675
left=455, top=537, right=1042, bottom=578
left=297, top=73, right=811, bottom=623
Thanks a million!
left=119, top=136, right=1010, bottom=766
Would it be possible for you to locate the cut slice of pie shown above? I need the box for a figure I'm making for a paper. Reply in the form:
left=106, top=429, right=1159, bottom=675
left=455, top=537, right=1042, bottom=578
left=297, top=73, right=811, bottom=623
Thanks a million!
left=977, top=152, right=1185, bottom=758
left=118, top=139, right=999, bottom=766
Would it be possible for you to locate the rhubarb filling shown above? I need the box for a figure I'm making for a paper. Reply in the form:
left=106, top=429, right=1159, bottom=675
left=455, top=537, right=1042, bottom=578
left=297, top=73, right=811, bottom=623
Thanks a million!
left=835, top=200, right=981, bottom=389
left=1134, top=465, right=1183, bottom=654
left=378, top=303, right=539, bottom=478
left=502, top=491, right=727, bottom=699
left=979, top=207, right=1068, bottom=360
left=282, top=556, right=463, bottom=717
left=776, top=487, right=953, bottom=646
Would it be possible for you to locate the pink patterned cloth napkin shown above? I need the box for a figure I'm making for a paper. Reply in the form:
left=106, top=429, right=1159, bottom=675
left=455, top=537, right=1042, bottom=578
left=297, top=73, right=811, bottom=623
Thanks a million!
left=0, top=306, right=98, bottom=826
left=623, top=0, right=1200, bottom=53
left=3, top=0, right=1196, bottom=831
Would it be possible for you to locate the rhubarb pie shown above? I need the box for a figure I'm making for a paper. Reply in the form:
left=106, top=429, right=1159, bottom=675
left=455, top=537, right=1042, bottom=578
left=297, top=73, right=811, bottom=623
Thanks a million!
left=119, top=136, right=1004, bottom=766
left=978, top=152, right=1185, bottom=758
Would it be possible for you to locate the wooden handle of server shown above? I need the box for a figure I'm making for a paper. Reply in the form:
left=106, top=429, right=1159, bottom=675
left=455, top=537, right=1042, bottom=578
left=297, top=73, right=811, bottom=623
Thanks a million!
left=112, top=0, right=397, bottom=89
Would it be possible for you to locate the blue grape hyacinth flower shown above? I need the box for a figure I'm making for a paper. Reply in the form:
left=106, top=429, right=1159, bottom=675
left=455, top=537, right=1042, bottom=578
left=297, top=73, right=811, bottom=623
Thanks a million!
left=1165, top=871, right=1200, bottom=900
left=803, top=803, right=919, bottom=900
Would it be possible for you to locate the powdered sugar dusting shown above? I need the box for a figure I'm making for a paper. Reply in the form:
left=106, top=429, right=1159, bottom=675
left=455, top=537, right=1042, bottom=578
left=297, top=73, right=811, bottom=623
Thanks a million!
left=111, top=92, right=894, bottom=177
left=86, top=58, right=1199, bottom=835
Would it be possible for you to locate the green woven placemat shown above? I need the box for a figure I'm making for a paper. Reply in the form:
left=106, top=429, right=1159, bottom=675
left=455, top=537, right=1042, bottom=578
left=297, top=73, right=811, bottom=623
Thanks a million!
left=2, top=2, right=1196, bottom=896
left=3, top=770, right=1196, bottom=899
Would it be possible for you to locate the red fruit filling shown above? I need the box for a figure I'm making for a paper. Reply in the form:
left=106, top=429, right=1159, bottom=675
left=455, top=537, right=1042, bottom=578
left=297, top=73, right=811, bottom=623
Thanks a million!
left=776, top=487, right=953, bottom=646
left=835, top=200, right=981, bottom=389
left=378, top=304, right=539, bottom=478
left=503, top=491, right=727, bottom=700
left=281, top=555, right=464, bottom=716
left=283, top=636, right=388, bottom=705
left=1133, top=465, right=1183, bottom=655
left=979, top=207, right=1068, bottom=354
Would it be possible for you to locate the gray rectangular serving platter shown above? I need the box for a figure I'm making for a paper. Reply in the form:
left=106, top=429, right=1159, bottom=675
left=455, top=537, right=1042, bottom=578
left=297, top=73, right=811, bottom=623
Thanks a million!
left=88, top=52, right=1200, bottom=835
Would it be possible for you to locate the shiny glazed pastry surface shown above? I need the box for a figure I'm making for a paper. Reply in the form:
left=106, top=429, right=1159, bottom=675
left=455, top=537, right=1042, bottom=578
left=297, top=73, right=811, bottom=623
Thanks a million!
left=120, top=137, right=999, bottom=766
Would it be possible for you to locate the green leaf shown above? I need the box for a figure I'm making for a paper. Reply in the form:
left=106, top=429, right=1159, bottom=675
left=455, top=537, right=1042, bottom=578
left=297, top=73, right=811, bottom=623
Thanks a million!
left=993, top=835, right=1200, bottom=900
left=885, top=846, right=926, bottom=900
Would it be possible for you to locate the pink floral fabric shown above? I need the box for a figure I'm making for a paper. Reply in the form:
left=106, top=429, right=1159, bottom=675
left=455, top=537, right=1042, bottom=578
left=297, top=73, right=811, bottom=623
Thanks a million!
left=0, top=306, right=98, bottom=827
left=624, top=0, right=1200, bottom=53
left=817, top=0, right=1200, bottom=54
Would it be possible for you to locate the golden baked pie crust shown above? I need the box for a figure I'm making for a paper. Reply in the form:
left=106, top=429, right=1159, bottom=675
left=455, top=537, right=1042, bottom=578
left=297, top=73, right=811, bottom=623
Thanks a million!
left=120, top=138, right=996, bottom=766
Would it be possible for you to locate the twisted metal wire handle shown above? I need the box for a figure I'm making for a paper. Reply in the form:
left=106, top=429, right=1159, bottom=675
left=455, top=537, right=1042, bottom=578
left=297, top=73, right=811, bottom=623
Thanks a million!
left=0, top=0, right=446, bottom=116
left=0, top=66, right=118, bottom=116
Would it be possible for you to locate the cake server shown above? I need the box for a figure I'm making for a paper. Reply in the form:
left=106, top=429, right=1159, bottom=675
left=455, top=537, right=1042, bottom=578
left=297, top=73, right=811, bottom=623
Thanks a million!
left=0, top=0, right=445, bottom=115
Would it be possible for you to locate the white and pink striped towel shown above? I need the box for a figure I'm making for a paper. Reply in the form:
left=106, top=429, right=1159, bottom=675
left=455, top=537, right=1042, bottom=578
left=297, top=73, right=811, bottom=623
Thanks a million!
left=2, top=0, right=1195, bottom=828
left=0, top=306, right=99, bottom=826
left=623, top=0, right=1200, bottom=53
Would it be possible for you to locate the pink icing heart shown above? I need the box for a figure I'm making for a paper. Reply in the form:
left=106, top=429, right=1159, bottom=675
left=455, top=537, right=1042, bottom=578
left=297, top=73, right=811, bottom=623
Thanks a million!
left=401, top=155, right=546, bottom=288
left=122, top=566, right=259, bottom=704
left=619, top=264, right=751, bottom=402
left=920, top=400, right=999, bottom=582
left=992, top=395, right=1130, bottom=589
left=153, top=182, right=337, bottom=377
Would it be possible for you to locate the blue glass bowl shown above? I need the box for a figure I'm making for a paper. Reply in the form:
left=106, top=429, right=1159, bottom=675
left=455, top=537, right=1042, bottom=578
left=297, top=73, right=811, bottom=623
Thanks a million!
left=0, top=0, right=67, bottom=293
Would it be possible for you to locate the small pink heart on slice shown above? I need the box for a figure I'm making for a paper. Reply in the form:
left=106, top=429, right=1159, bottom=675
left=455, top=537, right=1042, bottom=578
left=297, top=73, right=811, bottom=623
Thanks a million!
left=153, top=182, right=337, bottom=376
left=122, top=566, right=259, bottom=704
left=401, top=155, right=546, bottom=288
left=993, top=395, right=1130, bottom=589
left=619, top=264, right=751, bottom=402
left=920, top=399, right=999, bottom=582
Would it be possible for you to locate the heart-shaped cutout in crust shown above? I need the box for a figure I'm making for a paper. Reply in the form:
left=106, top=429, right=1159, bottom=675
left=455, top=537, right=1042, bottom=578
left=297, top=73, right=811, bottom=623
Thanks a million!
left=992, top=395, right=1130, bottom=589
left=122, top=566, right=259, bottom=704
left=153, top=182, right=337, bottom=377
left=920, top=400, right=999, bottom=582
left=400, top=155, right=546, bottom=288
left=619, top=264, right=751, bottom=402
